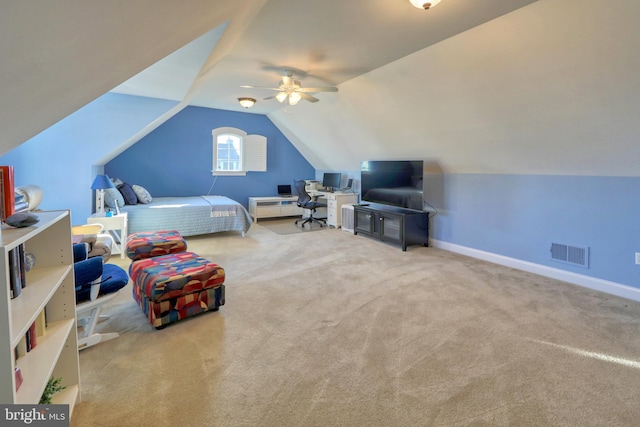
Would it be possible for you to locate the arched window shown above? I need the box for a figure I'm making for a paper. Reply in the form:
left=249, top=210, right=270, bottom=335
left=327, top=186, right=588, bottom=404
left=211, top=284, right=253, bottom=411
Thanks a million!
left=212, top=127, right=266, bottom=176
left=216, top=132, right=243, bottom=172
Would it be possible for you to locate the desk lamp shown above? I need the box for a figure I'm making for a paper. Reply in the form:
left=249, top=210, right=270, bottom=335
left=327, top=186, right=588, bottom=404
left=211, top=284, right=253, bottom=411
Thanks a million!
left=91, top=175, right=115, bottom=216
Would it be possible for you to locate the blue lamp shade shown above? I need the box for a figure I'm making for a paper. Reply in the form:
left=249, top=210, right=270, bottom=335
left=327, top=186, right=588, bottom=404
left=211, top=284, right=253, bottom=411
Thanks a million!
left=91, top=175, right=115, bottom=190
left=91, top=175, right=115, bottom=215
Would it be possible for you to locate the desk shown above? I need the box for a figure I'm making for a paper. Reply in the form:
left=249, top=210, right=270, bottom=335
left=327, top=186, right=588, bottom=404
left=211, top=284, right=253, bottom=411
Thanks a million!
left=308, top=191, right=358, bottom=228
left=87, top=212, right=128, bottom=259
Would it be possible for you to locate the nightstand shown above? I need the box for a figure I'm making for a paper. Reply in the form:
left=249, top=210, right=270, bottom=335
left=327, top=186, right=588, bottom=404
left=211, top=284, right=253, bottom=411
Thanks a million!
left=87, top=212, right=128, bottom=259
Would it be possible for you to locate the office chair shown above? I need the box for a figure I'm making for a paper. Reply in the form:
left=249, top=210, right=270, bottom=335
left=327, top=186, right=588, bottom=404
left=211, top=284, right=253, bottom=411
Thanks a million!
left=293, top=179, right=327, bottom=228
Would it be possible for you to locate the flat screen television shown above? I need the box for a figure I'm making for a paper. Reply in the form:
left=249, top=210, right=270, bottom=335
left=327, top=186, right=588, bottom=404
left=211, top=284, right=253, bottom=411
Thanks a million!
left=360, top=160, right=424, bottom=211
left=322, top=172, right=341, bottom=190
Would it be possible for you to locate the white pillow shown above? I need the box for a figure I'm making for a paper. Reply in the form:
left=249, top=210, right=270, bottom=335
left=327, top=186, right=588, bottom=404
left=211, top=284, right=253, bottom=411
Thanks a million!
left=132, top=185, right=152, bottom=204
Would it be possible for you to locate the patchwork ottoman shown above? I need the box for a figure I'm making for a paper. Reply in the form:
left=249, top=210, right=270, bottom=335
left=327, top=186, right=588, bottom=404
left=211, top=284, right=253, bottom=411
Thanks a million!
left=126, top=230, right=188, bottom=261
left=130, top=251, right=225, bottom=329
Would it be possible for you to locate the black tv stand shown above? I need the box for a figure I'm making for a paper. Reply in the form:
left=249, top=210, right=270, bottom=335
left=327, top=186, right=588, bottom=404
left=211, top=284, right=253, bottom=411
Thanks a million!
left=353, top=203, right=429, bottom=251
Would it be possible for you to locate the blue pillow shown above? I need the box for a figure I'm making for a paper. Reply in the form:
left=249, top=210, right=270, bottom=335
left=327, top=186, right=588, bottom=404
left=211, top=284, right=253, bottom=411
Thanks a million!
left=117, top=182, right=138, bottom=205
left=104, top=188, right=124, bottom=208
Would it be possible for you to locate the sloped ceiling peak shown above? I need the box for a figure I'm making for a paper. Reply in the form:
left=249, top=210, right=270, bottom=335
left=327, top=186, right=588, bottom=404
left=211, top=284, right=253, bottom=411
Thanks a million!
left=110, top=23, right=230, bottom=101
left=0, top=0, right=248, bottom=156
left=188, top=0, right=538, bottom=114
left=270, top=0, right=640, bottom=176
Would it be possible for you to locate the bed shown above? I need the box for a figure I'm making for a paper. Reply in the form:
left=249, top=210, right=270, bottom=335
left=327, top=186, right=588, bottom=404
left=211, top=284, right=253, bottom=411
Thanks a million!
left=120, top=195, right=253, bottom=237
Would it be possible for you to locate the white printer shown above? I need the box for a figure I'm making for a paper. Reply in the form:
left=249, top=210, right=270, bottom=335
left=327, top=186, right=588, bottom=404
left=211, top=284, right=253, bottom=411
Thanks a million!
left=305, top=180, right=321, bottom=192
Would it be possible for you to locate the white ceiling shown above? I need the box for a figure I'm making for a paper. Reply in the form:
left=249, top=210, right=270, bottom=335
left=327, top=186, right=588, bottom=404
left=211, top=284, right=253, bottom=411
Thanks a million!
left=5, top=0, right=640, bottom=177
left=110, top=0, right=538, bottom=115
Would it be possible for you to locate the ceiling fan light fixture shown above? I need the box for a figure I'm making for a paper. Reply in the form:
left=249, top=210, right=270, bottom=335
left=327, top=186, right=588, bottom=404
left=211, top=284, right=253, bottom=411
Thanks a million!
left=275, top=92, right=288, bottom=103
left=238, top=97, right=256, bottom=108
left=288, top=92, right=302, bottom=106
left=410, top=0, right=441, bottom=9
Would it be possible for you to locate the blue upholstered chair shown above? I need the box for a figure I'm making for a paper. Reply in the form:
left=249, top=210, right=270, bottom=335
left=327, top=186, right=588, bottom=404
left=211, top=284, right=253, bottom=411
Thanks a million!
left=73, top=243, right=128, bottom=350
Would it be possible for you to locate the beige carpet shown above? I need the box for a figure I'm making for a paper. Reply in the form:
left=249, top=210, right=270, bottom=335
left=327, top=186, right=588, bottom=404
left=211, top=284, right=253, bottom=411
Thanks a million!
left=257, top=216, right=328, bottom=235
left=71, top=223, right=640, bottom=427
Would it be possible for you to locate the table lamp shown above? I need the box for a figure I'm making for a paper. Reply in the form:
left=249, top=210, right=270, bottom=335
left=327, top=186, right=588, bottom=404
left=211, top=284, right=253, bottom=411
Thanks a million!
left=91, top=175, right=115, bottom=216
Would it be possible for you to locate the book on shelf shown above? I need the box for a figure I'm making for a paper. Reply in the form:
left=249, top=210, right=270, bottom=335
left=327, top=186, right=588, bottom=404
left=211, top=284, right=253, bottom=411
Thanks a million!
left=18, top=244, right=26, bottom=288
left=14, top=191, right=29, bottom=213
left=15, top=315, right=45, bottom=362
left=8, top=247, right=21, bottom=298
left=15, top=367, right=23, bottom=391
left=14, top=191, right=25, bottom=204
left=14, top=200, right=29, bottom=213
left=0, top=165, right=15, bottom=221
left=16, top=321, right=39, bottom=357
left=16, top=335, right=27, bottom=357
left=35, top=310, right=47, bottom=336
left=28, top=321, right=37, bottom=350
left=7, top=244, right=28, bottom=298
left=0, top=168, right=4, bottom=222
left=25, top=326, right=30, bottom=351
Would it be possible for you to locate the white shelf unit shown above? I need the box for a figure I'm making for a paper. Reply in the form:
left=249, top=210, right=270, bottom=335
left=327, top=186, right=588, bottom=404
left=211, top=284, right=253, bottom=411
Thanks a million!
left=248, top=196, right=303, bottom=222
left=0, top=210, right=80, bottom=410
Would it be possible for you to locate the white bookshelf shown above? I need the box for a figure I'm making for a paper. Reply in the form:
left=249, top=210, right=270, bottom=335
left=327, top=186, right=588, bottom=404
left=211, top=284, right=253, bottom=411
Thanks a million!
left=0, top=210, right=80, bottom=411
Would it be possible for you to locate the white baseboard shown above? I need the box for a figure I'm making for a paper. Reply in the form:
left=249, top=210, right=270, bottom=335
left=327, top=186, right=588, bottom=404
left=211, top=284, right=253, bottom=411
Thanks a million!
left=431, top=239, right=640, bottom=303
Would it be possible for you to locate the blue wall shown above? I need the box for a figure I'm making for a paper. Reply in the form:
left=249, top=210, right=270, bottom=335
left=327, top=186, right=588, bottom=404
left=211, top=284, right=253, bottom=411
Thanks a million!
left=0, top=93, right=179, bottom=224
left=105, top=106, right=315, bottom=208
left=426, top=173, right=640, bottom=288
left=3, top=93, right=638, bottom=292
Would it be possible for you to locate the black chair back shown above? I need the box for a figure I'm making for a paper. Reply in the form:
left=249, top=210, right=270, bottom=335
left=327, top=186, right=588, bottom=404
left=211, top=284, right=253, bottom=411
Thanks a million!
left=293, top=180, right=312, bottom=207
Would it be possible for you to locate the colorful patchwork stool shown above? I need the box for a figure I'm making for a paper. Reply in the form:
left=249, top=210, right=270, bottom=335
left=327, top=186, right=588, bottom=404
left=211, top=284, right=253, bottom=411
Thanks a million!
left=126, top=230, right=188, bottom=261
left=130, top=251, right=225, bottom=329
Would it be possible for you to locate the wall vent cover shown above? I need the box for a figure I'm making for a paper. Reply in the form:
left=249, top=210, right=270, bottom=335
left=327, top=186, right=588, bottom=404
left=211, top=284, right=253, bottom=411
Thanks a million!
left=550, top=242, right=590, bottom=268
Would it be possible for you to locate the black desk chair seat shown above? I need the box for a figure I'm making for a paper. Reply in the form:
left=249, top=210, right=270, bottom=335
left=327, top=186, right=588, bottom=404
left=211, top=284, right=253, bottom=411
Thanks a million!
left=293, top=179, right=327, bottom=228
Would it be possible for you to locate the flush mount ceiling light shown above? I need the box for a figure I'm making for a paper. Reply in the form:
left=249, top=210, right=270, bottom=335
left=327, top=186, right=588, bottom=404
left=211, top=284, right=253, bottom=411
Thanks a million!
left=409, top=0, right=441, bottom=9
left=238, top=97, right=256, bottom=108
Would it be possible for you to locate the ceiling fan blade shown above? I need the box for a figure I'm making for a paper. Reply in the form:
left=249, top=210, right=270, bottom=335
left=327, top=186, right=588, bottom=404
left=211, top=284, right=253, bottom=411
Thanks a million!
left=240, top=85, right=281, bottom=90
left=299, top=92, right=319, bottom=103
left=298, top=87, right=338, bottom=93
left=263, top=95, right=276, bottom=100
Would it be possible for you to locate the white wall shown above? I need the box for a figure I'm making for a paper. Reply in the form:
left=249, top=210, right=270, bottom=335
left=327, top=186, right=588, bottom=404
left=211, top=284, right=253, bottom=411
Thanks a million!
left=269, top=0, right=640, bottom=177
left=0, top=0, right=246, bottom=155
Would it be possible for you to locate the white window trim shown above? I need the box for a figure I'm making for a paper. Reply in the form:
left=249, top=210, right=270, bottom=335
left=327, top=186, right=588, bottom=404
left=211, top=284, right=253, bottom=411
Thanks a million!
left=212, top=127, right=267, bottom=176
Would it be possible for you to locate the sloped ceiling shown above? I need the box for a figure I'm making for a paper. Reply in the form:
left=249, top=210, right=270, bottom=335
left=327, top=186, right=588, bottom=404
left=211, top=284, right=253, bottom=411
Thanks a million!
left=0, top=0, right=260, bottom=153
left=3, top=0, right=640, bottom=177
left=272, top=0, right=640, bottom=176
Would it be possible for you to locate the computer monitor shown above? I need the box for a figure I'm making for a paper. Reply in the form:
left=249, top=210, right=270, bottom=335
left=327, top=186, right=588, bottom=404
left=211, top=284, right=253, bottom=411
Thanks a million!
left=322, top=173, right=341, bottom=190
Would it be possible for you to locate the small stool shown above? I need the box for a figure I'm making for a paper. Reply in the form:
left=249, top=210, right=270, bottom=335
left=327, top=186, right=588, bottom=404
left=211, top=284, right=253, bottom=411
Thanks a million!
left=130, top=251, right=225, bottom=329
left=126, top=230, right=187, bottom=261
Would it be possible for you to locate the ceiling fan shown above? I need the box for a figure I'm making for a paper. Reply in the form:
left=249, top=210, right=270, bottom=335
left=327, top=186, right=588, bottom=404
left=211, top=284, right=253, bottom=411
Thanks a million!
left=241, top=70, right=338, bottom=105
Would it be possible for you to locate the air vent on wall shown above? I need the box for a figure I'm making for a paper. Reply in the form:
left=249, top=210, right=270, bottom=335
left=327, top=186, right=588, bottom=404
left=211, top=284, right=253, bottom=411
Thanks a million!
left=550, top=242, right=590, bottom=268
